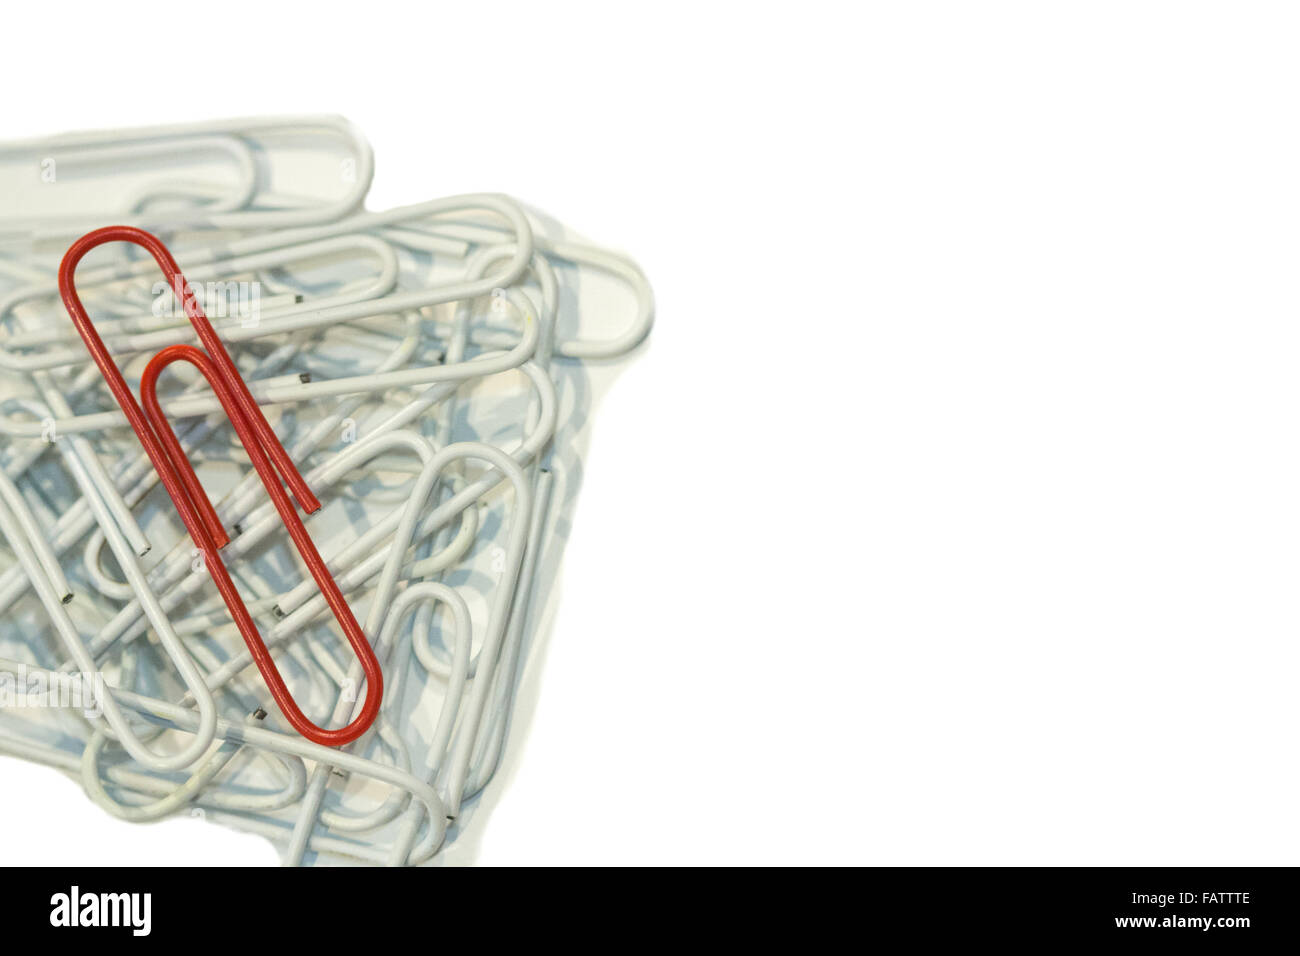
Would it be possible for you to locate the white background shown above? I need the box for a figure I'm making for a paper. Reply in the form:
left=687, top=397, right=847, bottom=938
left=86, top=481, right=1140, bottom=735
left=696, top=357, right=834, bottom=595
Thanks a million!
left=3, top=2, right=1300, bottom=865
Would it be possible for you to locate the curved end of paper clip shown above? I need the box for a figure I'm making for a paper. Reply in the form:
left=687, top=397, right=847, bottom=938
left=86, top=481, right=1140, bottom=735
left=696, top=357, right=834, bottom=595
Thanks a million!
left=275, top=667, right=384, bottom=748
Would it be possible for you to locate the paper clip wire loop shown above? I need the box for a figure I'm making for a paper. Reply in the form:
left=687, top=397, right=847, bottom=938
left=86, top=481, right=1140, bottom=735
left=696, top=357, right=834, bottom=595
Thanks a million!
left=58, top=225, right=383, bottom=747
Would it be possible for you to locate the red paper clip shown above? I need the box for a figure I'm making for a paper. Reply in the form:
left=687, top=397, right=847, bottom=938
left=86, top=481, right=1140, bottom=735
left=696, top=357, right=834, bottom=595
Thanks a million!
left=58, top=225, right=382, bottom=747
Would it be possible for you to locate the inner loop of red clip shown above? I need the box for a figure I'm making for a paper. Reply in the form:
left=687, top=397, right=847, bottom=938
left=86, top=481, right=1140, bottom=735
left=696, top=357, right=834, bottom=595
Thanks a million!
left=58, top=225, right=382, bottom=748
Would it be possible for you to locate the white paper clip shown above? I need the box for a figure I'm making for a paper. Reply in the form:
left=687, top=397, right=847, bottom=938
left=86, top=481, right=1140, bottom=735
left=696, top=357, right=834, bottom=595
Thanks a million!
left=0, top=115, right=651, bottom=865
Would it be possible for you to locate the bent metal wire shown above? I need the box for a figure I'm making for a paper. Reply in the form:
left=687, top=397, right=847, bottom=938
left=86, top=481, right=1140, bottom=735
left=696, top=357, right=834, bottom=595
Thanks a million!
left=0, top=116, right=652, bottom=865
left=59, top=226, right=383, bottom=748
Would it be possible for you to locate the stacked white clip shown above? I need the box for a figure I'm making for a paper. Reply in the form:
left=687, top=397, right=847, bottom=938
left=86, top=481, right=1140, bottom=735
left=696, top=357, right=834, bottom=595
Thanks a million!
left=0, top=115, right=652, bottom=865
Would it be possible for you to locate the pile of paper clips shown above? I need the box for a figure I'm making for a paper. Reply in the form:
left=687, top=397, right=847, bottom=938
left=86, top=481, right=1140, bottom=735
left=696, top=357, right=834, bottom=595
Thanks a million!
left=0, top=116, right=651, bottom=864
